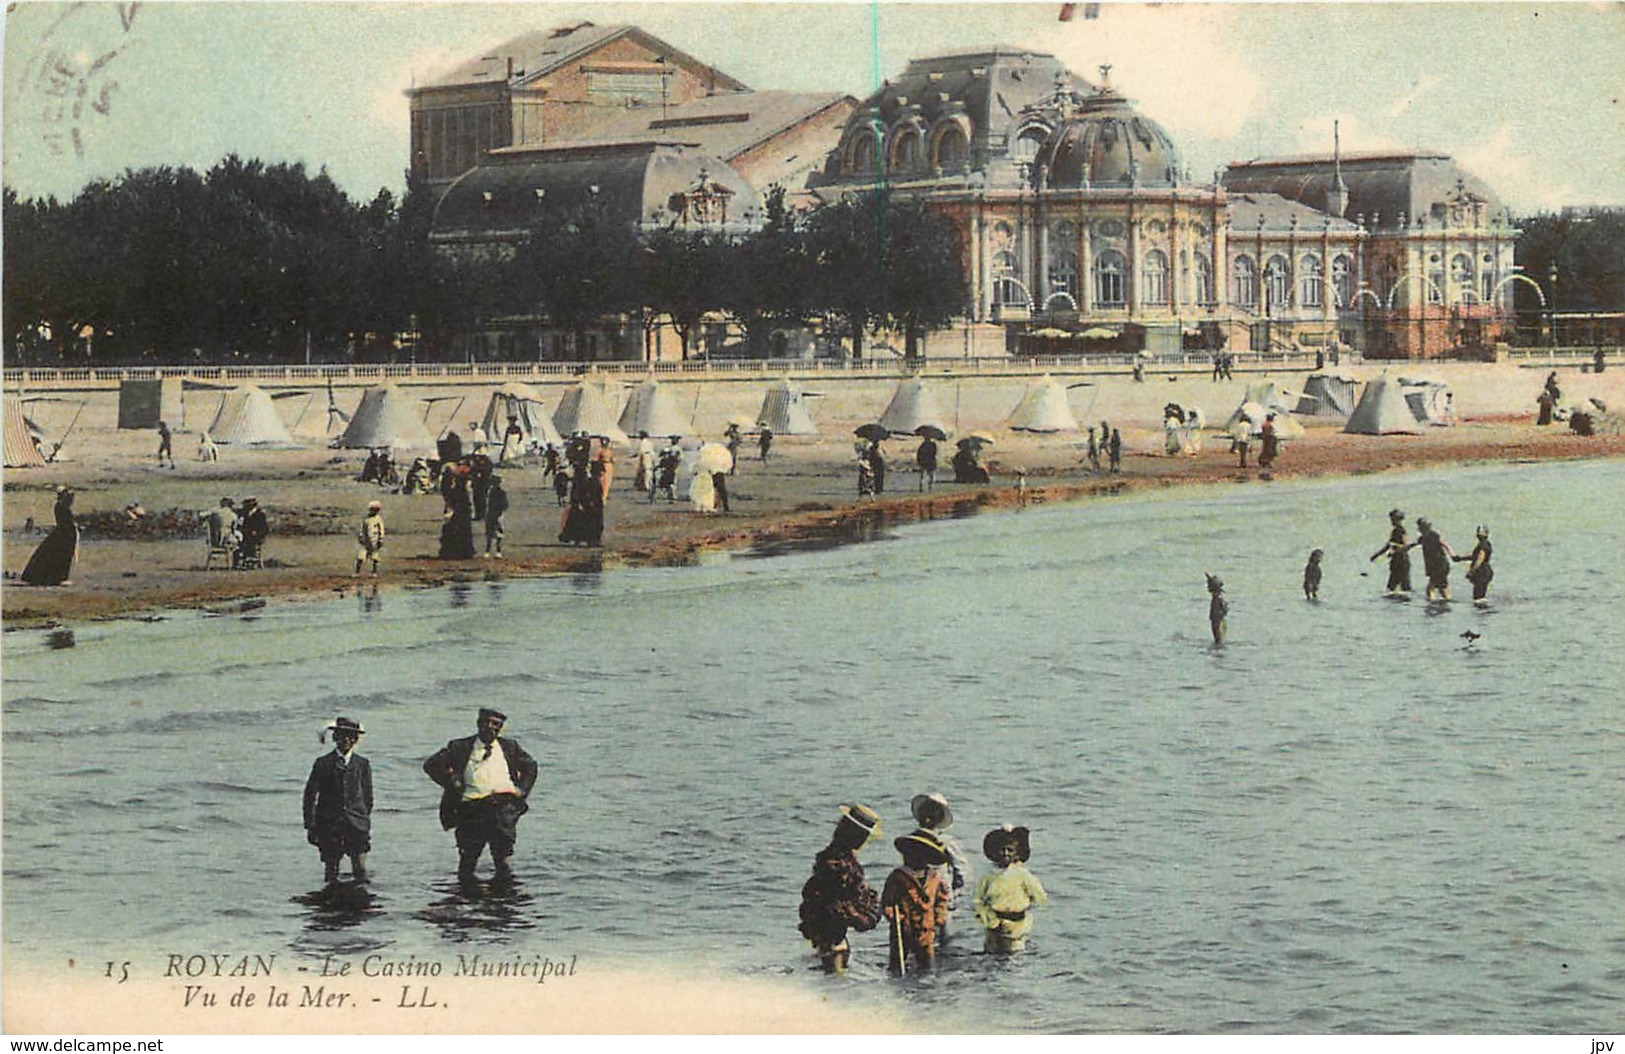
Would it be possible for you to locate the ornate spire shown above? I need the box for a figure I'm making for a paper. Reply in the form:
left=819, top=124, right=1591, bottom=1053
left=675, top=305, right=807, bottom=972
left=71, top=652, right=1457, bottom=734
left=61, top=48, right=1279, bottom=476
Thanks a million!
left=1326, top=120, right=1351, bottom=218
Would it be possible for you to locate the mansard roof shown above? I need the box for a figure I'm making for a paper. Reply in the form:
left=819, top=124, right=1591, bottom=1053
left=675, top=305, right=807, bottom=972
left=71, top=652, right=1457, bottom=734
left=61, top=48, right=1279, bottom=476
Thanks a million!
left=416, top=21, right=748, bottom=93
left=551, top=90, right=852, bottom=163
left=1226, top=192, right=1363, bottom=236
left=1224, top=152, right=1510, bottom=231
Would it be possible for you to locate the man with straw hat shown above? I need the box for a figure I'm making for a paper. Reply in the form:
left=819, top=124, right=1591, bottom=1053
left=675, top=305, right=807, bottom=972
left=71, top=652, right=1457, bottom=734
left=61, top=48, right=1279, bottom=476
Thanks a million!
left=881, top=831, right=949, bottom=975
left=355, top=501, right=385, bottom=576
left=798, top=804, right=884, bottom=974
left=303, top=717, right=373, bottom=885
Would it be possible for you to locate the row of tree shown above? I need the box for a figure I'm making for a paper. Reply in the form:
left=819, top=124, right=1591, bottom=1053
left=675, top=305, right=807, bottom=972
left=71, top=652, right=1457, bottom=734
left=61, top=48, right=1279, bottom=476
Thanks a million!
left=3, top=157, right=966, bottom=366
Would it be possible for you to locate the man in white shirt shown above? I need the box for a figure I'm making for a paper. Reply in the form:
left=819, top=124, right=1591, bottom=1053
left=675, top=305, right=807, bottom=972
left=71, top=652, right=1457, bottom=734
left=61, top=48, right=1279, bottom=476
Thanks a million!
left=422, top=708, right=538, bottom=884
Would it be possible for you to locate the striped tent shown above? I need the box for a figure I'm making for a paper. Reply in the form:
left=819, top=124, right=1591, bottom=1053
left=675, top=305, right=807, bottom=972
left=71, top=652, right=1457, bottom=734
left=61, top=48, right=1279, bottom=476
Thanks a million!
left=754, top=378, right=819, bottom=435
left=335, top=383, right=436, bottom=452
left=618, top=379, right=693, bottom=438
left=481, top=381, right=564, bottom=450
left=553, top=382, right=629, bottom=444
left=4, top=394, right=46, bottom=467
left=207, top=385, right=298, bottom=446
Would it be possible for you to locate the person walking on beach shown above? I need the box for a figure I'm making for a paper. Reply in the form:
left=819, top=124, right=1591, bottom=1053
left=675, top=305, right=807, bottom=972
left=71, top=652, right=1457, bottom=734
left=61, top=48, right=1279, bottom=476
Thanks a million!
left=1108, top=428, right=1123, bottom=473
left=1303, top=548, right=1324, bottom=600
left=468, top=420, right=488, bottom=454
left=483, top=474, right=508, bottom=559
left=1085, top=427, right=1101, bottom=472
left=1370, top=508, right=1413, bottom=595
left=422, top=708, right=538, bottom=885
left=866, top=440, right=887, bottom=494
left=438, top=469, right=476, bottom=559
left=909, top=793, right=971, bottom=945
left=634, top=432, right=655, bottom=493
left=1258, top=414, right=1279, bottom=470
left=1406, top=517, right=1457, bottom=602
left=653, top=440, right=682, bottom=503
left=20, top=486, right=79, bottom=586
left=1455, top=525, right=1494, bottom=603
left=758, top=426, right=774, bottom=463
left=916, top=434, right=938, bottom=491
left=725, top=422, right=742, bottom=475
left=882, top=832, right=948, bottom=975
left=1206, top=573, right=1228, bottom=645
left=592, top=436, right=615, bottom=502
left=973, top=824, right=1047, bottom=954
left=355, top=500, right=385, bottom=576
left=304, top=717, right=372, bottom=885
left=156, top=421, right=175, bottom=469
left=798, top=804, right=884, bottom=974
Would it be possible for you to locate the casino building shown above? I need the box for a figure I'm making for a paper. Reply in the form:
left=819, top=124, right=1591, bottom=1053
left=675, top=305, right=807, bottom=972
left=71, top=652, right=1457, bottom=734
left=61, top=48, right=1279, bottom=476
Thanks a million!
left=416, top=26, right=1518, bottom=360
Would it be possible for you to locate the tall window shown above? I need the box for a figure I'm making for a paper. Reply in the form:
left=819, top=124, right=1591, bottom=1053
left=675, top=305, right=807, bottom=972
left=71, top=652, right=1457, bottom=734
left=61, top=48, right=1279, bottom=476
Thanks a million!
left=847, top=130, right=878, bottom=176
left=1193, top=253, right=1215, bottom=305
left=1142, top=250, right=1169, bottom=305
left=1451, top=253, right=1475, bottom=301
left=1094, top=251, right=1126, bottom=306
left=1481, top=253, right=1497, bottom=305
left=993, top=250, right=1026, bottom=306
left=1265, top=255, right=1290, bottom=312
left=1299, top=254, right=1324, bottom=308
left=1427, top=254, right=1445, bottom=305
left=1049, top=249, right=1079, bottom=302
left=1332, top=255, right=1354, bottom=308
left=1013, top=128, right=1046, bottom=165
left=934, top=126, right=969, bottom=172
left=891, top=129, right=923, bottom=174
left=1233, top=255, right=1257, bottom=308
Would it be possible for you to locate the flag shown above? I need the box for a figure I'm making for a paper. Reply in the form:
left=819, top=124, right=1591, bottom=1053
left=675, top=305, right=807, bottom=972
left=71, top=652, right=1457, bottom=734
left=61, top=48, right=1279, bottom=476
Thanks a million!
left=1059, top=3, right=1075, bottom=19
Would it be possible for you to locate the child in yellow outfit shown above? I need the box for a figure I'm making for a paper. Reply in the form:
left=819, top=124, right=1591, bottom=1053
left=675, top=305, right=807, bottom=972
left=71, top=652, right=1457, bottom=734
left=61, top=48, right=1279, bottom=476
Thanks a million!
left=973, top=825, right=1048, bottom=954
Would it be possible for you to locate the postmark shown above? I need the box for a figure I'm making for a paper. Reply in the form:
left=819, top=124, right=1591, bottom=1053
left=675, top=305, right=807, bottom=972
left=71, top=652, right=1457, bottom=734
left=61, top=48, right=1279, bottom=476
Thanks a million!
left=14, top=2, right=143, bottom=162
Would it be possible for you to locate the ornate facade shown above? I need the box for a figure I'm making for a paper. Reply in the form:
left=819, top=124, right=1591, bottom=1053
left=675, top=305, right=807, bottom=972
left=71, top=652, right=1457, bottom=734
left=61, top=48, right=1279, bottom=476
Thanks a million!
left=816, top=47, right=1518, bottom=358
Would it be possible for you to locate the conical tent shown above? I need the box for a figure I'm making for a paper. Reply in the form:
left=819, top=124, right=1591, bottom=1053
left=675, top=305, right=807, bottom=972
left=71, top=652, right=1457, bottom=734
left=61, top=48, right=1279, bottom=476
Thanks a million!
left=4, top=394, right=46, bottom=467
left=1005, top=375, right=1079, bottom=432
left=1297, top=373, right=1359, bottom=418
left=618, top=380, right=692, bottom=438
left=481, top=382, right=563, bottom=449
left=755, top=378, right=819, bottom=435
left=878, top=378, right=949, bottom=434
left=207, top=385, right=298, bottom=446
left=1344, top=375, right=1420, bottom=435
left=335, top=383, right=436, bottom=451
left=552, top=382, right=628, bottom=444
left=1225, top=381, right=1302, bottom=430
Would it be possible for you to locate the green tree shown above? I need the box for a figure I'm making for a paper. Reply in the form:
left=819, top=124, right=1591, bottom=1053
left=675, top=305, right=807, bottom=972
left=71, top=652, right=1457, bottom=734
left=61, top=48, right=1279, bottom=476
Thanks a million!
left=1515, top=208, right=1625, bottom=315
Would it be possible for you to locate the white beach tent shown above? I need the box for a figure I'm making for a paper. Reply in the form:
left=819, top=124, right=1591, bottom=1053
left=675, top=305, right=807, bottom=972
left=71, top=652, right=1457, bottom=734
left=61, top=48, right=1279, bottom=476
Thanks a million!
left=1399, top=376, right=1456, bottom=426
left=877, top=377, right=949, bottom=434
left=1224, top=381, right=1302, bottom=430
left=3, top=394, right=46, bottom=467
left=1006, top=374, right=1080, bottom=433
left=755, top=378, right=819, bottom=435
left=207, top=384, right=299, bottom=446
left=618, top=379, right=692, bottom=439
left=553, top=382, right=628, bottom=444
left=335, top=382, right=437, bottom=452
left=481, top=381, right=564, bottom=450
left=1343, top=374, right=1421, bottom=435
left=1296, top=373, right=1359, bottom=418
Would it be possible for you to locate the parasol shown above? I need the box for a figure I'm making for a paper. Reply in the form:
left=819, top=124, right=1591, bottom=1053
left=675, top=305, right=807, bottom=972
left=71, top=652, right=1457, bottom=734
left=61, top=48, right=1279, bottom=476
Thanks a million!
left=694, top=442, right=733, bottom=474
left=854, top=423, right=891, bottom=442
left=968, top=430, right=996, bottom=444
left=914, top=424, right=948, bottom=441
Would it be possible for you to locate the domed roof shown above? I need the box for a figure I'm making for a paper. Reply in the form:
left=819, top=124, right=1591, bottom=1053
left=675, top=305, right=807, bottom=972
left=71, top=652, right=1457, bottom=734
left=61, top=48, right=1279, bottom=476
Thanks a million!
left=1036, top=85, right=1181, bottom=188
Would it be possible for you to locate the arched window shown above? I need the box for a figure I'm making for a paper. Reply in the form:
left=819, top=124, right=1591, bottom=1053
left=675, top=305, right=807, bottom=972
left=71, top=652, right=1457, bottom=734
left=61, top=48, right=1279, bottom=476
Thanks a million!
left=1450, top=253, right=1475, bottom=300
left=1049, top=249, right=1079, bottom=302
left=1299, top=254, right=1324, bottom=308
left=1012, top=127, right=1047, bottom=165
left=1141, top=250, right=1169, bottom=305
left=890, top=128, right=923, bottom=174
left=1233, top=255, right=1257, bottom=308
left=1094, top=250, right=1126, bottom=306
left=1427, top=253, right=1445, bottom=305
left=993, top=250, right=1027, bottom=306
left=1193, top=253, right=1215, bottom=305
left=933, top=125, right=969, bottom=172
left=1265, top=254, right=1291, bottom=312
left=1332, top=255, right=1354, bottom=308
left=847, top=129, right=879, bottom=176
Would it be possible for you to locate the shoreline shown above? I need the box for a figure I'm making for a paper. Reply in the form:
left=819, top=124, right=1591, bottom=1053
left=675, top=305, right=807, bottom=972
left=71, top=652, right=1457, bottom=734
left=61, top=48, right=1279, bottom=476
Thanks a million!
left=6, top=421, right=1622, bottom=630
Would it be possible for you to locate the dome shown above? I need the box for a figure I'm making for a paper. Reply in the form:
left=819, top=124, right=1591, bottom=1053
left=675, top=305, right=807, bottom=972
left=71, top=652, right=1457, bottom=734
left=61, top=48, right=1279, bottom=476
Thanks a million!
left=1036, top=86, right=1181, bottom=188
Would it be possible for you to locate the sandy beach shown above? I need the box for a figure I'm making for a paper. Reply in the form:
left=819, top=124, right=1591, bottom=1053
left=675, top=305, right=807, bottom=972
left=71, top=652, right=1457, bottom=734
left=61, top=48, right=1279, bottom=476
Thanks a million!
left=4, top=360, right=1621, bottom=629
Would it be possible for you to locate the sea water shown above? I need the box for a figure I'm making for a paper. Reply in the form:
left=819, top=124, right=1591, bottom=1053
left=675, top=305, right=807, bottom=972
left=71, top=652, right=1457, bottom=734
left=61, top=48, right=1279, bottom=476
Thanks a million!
left=4, top=459, right=1622, bottom=1033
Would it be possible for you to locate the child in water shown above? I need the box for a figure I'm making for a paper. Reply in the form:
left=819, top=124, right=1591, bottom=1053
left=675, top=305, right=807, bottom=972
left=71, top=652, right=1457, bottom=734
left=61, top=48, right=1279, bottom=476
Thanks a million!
left=909, top=792, right=972, bottom=945
left=882, top=832, right=948, bottom=975
left=797, top=804, right=884, bottom=974
left=973, top=825, right=1047, bottom=954
left=1206, top=573, right=1228, bottom=644
left=1303, top=549, right=1323, bottom=600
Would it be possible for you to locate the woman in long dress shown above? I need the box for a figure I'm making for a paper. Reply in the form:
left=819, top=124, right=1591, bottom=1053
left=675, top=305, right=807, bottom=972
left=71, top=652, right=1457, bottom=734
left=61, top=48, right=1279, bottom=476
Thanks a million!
left=22, top=487, right=79, bottom=586
left=559, top=465, right=605, bottom=545
left=437, top=471, right=476, bottom=559
left=689, top=463, right=717, bottom=513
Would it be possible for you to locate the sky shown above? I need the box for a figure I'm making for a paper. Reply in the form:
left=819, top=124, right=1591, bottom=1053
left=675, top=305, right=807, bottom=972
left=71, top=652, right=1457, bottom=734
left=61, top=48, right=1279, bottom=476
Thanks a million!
left=3, top=1, right=1621, bottom=215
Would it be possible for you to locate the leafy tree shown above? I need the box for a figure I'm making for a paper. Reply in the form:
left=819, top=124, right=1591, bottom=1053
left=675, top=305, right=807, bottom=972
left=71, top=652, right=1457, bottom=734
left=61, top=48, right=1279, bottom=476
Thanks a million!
left=1515, top=208, right=1625, bottom=315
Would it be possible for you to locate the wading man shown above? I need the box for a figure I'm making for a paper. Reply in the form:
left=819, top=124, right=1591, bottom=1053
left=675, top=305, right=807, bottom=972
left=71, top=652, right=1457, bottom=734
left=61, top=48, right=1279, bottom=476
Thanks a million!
left=423, top=708, right=538, bottom=884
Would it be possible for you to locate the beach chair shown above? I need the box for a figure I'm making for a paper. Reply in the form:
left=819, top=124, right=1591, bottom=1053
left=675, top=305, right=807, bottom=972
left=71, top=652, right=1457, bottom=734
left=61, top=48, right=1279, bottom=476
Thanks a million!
left=205, top=525, right=238, bottom=571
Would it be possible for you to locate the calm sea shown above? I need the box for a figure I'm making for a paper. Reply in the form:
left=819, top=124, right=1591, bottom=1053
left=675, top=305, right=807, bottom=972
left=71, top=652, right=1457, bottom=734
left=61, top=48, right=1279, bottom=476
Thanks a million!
left=4, top=459, right=1622, bottom=1033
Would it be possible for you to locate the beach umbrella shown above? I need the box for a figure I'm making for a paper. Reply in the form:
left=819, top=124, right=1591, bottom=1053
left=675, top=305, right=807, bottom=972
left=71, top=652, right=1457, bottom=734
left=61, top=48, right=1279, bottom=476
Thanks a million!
left=727, top=414, right=758, bottom=430
left=1080, top=327, right=1118, bottom=340
left=694, top=442, right=733, bottom=474
left=854, top=423, right=891, bottom=442
left=968, top=430, right=996, bottom=444
left=956, top=436, right=992, bottom=450
left=1029, top=327, right=1071, bottom=338
left=914, top=424, right=948, bottom=441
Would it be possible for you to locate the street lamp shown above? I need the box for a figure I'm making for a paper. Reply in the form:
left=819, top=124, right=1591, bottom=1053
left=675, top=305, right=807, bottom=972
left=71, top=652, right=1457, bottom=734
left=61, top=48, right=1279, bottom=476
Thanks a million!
left=1547, top=262, right=1559, bottom=349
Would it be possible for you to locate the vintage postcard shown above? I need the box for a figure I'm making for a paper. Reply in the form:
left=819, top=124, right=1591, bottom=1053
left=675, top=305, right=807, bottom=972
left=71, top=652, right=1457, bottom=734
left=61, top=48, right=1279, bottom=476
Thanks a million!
left=3, top=1, right=1621, bottom=1043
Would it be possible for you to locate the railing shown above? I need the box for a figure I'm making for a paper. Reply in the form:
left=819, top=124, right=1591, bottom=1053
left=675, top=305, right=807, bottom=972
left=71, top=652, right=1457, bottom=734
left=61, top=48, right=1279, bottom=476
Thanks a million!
left=5, top=346, right=1617, bottom=389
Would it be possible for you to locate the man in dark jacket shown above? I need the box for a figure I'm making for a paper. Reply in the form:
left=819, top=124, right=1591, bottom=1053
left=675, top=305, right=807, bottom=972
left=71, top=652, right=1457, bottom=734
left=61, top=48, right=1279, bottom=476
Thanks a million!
left=303, top=717, right=373, bottom=884
left=238, top=497, right=269, bottom=568
left=423, top=708, right=538, bottom=883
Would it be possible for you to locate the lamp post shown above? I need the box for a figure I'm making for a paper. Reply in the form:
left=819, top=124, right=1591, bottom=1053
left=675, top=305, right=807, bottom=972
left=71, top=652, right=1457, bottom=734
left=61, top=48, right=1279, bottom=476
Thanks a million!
left=1547, top=262, right=1559, bottom=352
